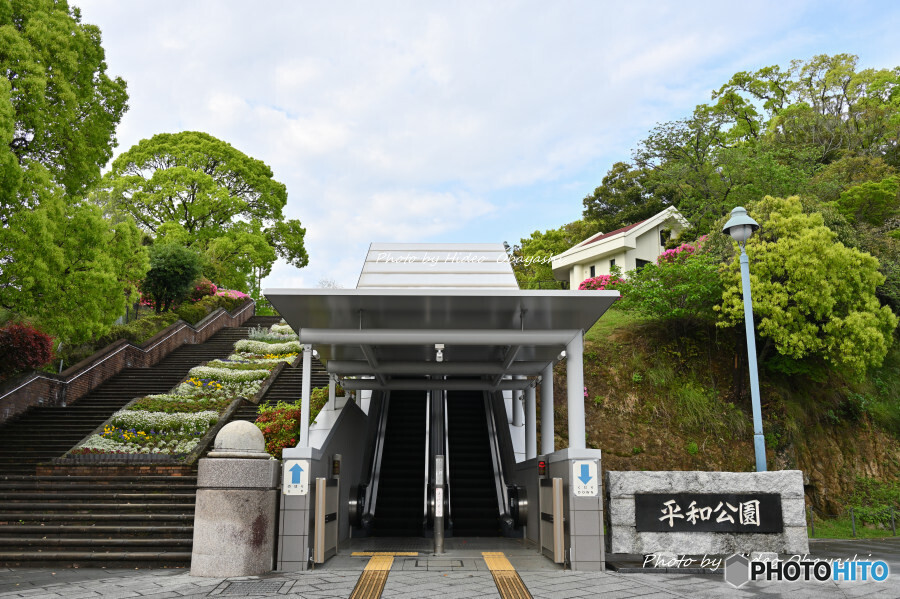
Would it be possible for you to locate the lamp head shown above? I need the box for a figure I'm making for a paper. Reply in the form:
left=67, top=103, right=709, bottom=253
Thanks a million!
left=722, top=206, right=759, bottom=244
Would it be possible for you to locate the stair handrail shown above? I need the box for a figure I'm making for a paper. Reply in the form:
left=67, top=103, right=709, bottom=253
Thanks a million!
left=0, top=299, right=255, bottom=425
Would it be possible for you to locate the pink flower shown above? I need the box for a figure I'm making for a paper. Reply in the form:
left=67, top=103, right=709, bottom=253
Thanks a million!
left=578, top=275, right=622, bottom=291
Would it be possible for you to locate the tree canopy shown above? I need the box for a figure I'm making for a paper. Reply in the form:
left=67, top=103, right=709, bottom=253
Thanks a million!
left=508, top=220, right=600, bottom=289
left=0, top=0, right=138, bottom=345
left=0, top=182, right=148, bottom=344
left=579, top=54, right=900, bottom=239
left=0, top=0, right=128, bottom=214
left=717, top=196, right=897, bottom=377
left=99, top=131, right=308, bottom=292
left=140, top=243, right=202, bottom=313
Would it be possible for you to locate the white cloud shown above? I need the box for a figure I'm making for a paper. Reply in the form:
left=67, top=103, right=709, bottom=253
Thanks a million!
left=75, top=0, right=900, bottom=289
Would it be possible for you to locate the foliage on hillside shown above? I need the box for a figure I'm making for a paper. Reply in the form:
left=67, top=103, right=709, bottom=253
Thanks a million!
left=544, top=309, right=900, bottom=515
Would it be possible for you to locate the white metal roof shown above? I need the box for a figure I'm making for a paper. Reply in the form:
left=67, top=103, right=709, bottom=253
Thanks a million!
left=356, top=243, right=519, bottom=289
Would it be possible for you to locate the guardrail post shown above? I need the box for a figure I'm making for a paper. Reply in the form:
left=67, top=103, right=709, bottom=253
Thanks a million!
left=891, top=507, right=895, bottom=537
left=808, top=506, right=814, bottom=538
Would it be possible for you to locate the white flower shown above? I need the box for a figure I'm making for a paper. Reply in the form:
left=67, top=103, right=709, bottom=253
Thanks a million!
left=234, top=339, right=302, bottom=354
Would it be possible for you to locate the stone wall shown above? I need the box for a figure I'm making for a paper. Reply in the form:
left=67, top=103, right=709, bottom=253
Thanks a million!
left=0, top=300, right=254, bottom=425
left=606, top=470, right=809, bottom=555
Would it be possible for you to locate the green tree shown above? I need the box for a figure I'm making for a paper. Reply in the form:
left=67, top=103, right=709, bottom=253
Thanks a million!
left=140, top=244, right=202, bottom=313
left=509, top=220, right=601, bottom=289
left=0, top=176, right=148, bottom=344
left=712, top=54, right=900, bottom=165
left=99, top=131, right=308, bottom=291
left=805, top=155, right=897, bottom=204
left=717, top=196, right=898, bottom=376
left=617, top=246, right=723, bottom=324
left=582, top=162, right=670, bottom=233
left=0, top=0, right=127, bottom=215
left=835, top=176, right=900, bottom=226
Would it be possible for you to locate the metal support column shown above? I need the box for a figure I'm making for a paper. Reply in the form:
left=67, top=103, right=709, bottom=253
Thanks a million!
left=300, top=344, right=312, bottom=447
left=540, top=364, right=554, bottom=454
left=328, top=375, right=336, bottom=410
left=566, top=332, right=585, bottom=450
left=513, top=376, right=525, bottom=427
left=525, top=384, right=536, bottom=459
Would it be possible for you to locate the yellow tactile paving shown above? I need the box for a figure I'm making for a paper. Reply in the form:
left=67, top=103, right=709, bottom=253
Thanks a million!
left=349, top=553, right=413, bottom=599
left=482, top=552, right=533, bottom=599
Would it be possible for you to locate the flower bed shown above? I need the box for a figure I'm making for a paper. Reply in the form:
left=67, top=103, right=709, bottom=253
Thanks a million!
left=68, top=321, right=299, bottom=459
left=234, top=339, right=302, bottom=355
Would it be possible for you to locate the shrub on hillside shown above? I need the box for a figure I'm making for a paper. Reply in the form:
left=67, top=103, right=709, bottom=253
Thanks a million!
left=175, top=294, right=249, bottom=325
left=255, top=389, right=329, bottom=458
left=189, top=278, right=218, bottom=302
left=579, top=274, right=622, bottom=290
left=140, top=244, right=203, bottom=313
left=0, top=324, right=54, bottom=379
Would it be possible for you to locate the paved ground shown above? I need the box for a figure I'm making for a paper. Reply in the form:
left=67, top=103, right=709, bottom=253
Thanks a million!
left=1, top=538, right=898, bottom=598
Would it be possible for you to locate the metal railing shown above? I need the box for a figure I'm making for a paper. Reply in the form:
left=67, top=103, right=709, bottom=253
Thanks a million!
left=807, top=505, right=897, bottom=538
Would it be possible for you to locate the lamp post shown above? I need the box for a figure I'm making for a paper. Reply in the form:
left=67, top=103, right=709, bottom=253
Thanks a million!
left=722, top=206, right=767, bottom=472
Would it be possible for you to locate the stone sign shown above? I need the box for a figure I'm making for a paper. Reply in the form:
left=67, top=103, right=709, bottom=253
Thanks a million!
left=635, top=493, right=783, bottom=533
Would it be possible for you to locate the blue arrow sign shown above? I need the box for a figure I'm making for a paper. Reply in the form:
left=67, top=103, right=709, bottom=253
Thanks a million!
left=578, top=464, right=592, bottom=485
left=289, top=463, right=304, bottom=484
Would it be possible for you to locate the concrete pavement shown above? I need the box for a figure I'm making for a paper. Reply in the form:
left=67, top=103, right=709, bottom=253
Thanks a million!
left=1, top=538, right=898, bottom=598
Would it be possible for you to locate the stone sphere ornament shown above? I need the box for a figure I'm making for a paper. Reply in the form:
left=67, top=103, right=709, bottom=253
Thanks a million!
left=208, top=420, right=271, bottom=459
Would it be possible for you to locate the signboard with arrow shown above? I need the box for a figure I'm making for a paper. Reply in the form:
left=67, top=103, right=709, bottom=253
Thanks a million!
left=283, top=459, right=309, bottom=495
left=573, top=460, right=598, bottom=497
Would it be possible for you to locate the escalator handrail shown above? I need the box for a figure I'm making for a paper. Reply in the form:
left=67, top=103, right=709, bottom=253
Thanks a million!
left=442, top=390, right=452, bottom=523
left=365, top=392, right=391, bottom=517
left=483, top=392, right=512, bottom=521
left=423, top=390, right=432, bottom=523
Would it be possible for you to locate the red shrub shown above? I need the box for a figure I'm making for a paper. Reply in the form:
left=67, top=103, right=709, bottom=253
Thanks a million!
left=0, top=323, right=55, bottom=378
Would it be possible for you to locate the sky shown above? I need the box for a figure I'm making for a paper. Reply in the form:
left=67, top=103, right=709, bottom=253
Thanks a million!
left=75, top=0, right=900, bottom=290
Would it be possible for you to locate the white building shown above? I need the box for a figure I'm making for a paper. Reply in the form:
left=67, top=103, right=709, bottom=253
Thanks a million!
left=551, top=206, right=689, bottom=288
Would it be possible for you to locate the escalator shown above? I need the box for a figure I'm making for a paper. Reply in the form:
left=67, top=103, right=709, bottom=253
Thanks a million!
left=372, top=390, right=428, bottom=536
left=446, top=391, right=501, bottom=536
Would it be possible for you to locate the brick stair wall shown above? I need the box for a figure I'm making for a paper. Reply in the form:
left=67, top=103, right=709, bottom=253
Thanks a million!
left=0, top=300, right=255, bottom=426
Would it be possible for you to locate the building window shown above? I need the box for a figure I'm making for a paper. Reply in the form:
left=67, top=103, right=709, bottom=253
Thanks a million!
left=589, top=265, right=596, bottom=278
left=609, top=259, right=616, bottom=269
left=636, top=258, right=651, bottom=271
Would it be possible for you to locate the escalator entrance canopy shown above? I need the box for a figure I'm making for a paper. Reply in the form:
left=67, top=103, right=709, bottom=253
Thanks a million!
left=265, top=244, right=618, bottom=541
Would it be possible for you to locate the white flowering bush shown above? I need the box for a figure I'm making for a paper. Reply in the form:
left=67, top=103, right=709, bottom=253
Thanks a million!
left=248, top=325, right=297, bottom=342
left=110, top=409, right=219, bottom=432
left=271, top=324, right=294, bottom=335
left=234, top=339, right=302, bottom=354
left=227, top=353, right=296, bottom=365
left=189, top=365, right=270, bottom=382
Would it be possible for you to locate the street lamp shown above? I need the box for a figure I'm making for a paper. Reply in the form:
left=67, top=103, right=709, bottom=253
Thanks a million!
left=722, top=206, right=767, bottom=472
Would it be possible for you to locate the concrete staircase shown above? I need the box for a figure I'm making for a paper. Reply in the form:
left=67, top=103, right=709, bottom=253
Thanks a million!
left=0, top=314, right=280, bottom=567
left=0, top=475, right=198, bottom=566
